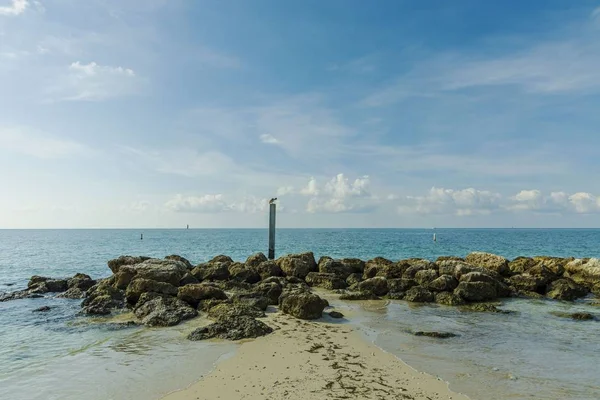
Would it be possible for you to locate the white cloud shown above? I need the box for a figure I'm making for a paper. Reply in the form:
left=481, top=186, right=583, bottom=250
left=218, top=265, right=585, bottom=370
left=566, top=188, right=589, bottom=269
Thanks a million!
left=509, top=190, right=600, bottom=214
left=166, top=194, right=268, bottom=214
left=0, top=126, right=90, bottom=159
left=48, top=61, right=138, bottom=102
left=259, top=133, right=280, bottom=144
left=0, top=0, right=28, bottom=16
left=398, top=187, right=502, bottom=216
left=302, top=174, right=375, bottom=213
left=276, top=186, right=294, bottom=196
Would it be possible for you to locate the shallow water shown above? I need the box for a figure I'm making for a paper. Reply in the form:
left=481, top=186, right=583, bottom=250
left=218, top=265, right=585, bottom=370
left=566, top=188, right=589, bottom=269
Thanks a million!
left=1, top=228, right=599, bottom=400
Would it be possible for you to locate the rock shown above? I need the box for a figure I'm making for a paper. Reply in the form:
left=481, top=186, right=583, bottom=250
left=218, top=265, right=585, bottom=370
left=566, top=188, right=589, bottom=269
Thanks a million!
left=508, top=257, right=537, bottom=275
left=197, top=298, right=230, bottom=312
left=191, top=262, right=230, bottom=282
left=1, top=290, right=40, bottom=302
left=357, top=277, right=389, bottom=296
left=387, top=278, right=417, bottom=292
left=254, top=261, right=283, bottom=280
left=179, top=272, right=199, bottom=286
left=534, top=256, right=571, bottom=276
left=28, top=276, right=68, bottom=293
left=516, top=290, right=545, bottom=299
left=187, top=316, right=272, bottom=341
left=33, top=306, right=52, bottom=312
left=435, top=292, right=466, bottom=306
left=546, top=279, right=588, bottom=301
left=132, top=259, right=189, bottom=286
left=465, top=252, right=510, bottom=276
left=305, top=272, right=347, bottom=290
left=564, top=258, right=600, bottom=286
left=592, top=284, right=600, bottom=297
left=125, top=278, right=178, bottom=305
left=208, top=280, right=253, bottom=292
left=67, top=274, right=96, bottom=291
left=318, top=259, right=353, bottom=280
left=57, top=287, right=85, bottom=299
left=527, top=265, right=560, bottom=285
left=207, top=302, right=265, bottom=320
left=346, top=273, right=363, bottom=286
left=403, top=286, right=434, bottom=303
left=363, top=257, right=394, bottom=279
left=437, top=260, right=479, bottom=278
left=509, top=274, right=546, bottom=294
left=280, top=292, right=328, bottom=319
left=209, top=255, right=234, bottom=264
left=177, top=284, right=228, bottom=307
left=253, top=281, right=283, bottom=305
left=460, top=272, right=499, bottom=285
left=414, top=331, right=457, bottom=338
left=246, top=252, right=268, bottom=268
left=550, top=311, right=595, bottom=321
left=231, top=293, right=269, bottom=311
left=28, top=275, right=49, bottom=289
left=134, top=296, right=197, bottom=326
left=328, top=311, right=344, bottom=319
left=461, top=303, right=513, bottom=313
left=436, top=256, right=465, bottom=263
left=107, top=256, right=150, bottom=274
left=81, top=281, right=125, bottom=315
left=165, top=255, right=194, bottom=270
left=228, top=262, right=261, bottom=284
left=415, top=269, right=439, bottom=286
left=428, top=275, right=459, bottom=292
left=339, top=291, right=380, bottom=300
left=113, top=266, right=137, bottom=290
left=403, top=262, right=437, bottom=280
left=277, top=252, right=317, bottom=279
left=454, top=281, right=497, bottom=302
left=386, top=292, right=405, bottom=300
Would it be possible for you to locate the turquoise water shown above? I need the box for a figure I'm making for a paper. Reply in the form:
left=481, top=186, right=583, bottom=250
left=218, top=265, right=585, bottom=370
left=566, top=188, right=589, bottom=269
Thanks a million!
left=1, top=228, right=599, bottom=400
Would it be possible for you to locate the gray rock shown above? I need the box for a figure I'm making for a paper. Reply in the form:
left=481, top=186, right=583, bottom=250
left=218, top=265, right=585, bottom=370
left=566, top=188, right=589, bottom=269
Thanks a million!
left=345, top=273, right=363, bottom=287
left=57, top=287, right=85, bottom=299
left=191, top=262, right=230, bottom=282
left=107, top=255, right=150, bottom=274
left=253, top=281, right=283, bottom=305
left=228, top=262, right=261, bottom=284
left=415, top=269, right=439, bottom=286
left=187, top=315, right=272, bottom=341
left=305, top=272, right=347, bottom=290
left=404, top=286, right=434, bottom=303
left=276, top=252, right=317, bottom=279
left=465, top=252, right=510, bottom=276
left=357, top=277, right=389, bottom=296
left=546, top=279, right=588, bottom=301
left=125, top=278, right=178, bottom=305
left=254, top=261, right=283, bottom=280
left=176, top=284, right=228, bottom=307
left=454, top=281, right=497, bottom=302
left=207, top=302, right=265, bottom=320
left=165, top=255, right=194, bottom=270
left=280, top=292, right=328, bottom=320
left=245, top=252, right=268, bottom=269
left=134, top=296, right=197, bottom=326
left=328, top=311, right=344, bottom=319
left=132, top=259, right=189, bottom=286
left=435, top=291, right=466, bottom=306
left=428, top=275, right=459, bottom=292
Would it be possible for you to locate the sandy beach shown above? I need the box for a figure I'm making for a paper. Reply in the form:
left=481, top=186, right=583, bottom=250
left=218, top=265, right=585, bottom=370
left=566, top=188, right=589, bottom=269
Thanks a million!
left=163, top=312, right=469, bottom=400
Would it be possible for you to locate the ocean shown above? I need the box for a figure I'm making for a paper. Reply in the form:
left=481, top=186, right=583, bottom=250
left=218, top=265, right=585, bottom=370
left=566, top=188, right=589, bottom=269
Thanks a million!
left=1, top=228, right=599, bottom=400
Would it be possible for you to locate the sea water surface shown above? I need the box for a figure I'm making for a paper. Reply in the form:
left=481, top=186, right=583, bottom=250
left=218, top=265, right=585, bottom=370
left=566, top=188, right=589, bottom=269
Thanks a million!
left=1, top=229, right=599, bottom=400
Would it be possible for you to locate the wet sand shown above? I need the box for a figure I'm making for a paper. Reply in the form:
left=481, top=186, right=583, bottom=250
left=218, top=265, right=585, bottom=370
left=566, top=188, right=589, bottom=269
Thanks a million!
left=162, top=312, right=469, bottom=400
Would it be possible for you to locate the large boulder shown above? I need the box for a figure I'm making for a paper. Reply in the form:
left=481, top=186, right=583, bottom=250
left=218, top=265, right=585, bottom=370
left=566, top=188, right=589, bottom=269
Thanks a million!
left=546, top=278, right=588, bottom=301
left=509, top=274, right=546, bottom=294
left=245, top=252, right=268, bottom=268
left=387, top=278, right=417, bottom=293
left=125, top=278, right=178, bottom=304
left=81, top=281, right=125, bottom=315
left=305, top=272, right=347, bottom=290
left=277, top=252, right=317, bottom=279
left=465, top=252, right=509, bottom=276
left=57, top=287, right=86, bottom=299
left=357, top=277, right=389, bottom=296
left=403, top=260, right=438, bottom=280
left=318, top=259, right=353, bottom=280
left=191, top=262, right=230, bottom=282
left=404, top=286, right=434, bottom=303
left=363, top=257, right=394, bottom=279
left=134, top=296, right=197, bottom=327
left=113, top=266, right=138, bottom=290
left=207, top=302, right=265, bottom=320
left=435, top=291, right=466, bottom=306
left=132, top=259, right=189, bottom=286
left=187, top=316, right=272, bottom=341
left=165, top=255, right=194, bottom=270
left=534, top=256, right=571, bottom=276
left=253, top=281, right=283, bottom=305
left=508, top=257, right=537, bottom=275
left=107, top=256, right=150, bottom=274
left=228, top=262, right=261, bottom=284
left=564, top=258, right=600, bottom=287
left=28, top=276, right=68, bottom=293
left=415, top=269, right=439, bottom=286
left=346, top=273, right=363, bottom=286
left=280, top=292, right=328, bottom=320
left=527, top=264, right=560, bottom=285
left=454, top=281, right=497, bottom=302
left=177, top=284, right=228, bottom=307
left=254, top=261, right=283, bottom=280
left=67, top=273, right=96, bottom=291
left=428, top=275, right=459, bottom=292
left=179, top=273, right=200, bottom=286
left=231, top=292, right=269, bottom=311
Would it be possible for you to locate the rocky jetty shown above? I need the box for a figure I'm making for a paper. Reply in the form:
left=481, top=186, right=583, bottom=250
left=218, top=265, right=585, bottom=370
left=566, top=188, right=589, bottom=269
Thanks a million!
left=2, top=251, right=598, bottom=341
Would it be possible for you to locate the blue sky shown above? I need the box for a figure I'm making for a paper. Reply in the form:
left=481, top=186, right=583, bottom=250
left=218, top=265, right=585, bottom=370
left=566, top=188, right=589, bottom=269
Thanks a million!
left=1, top=0, right=600, bottom=228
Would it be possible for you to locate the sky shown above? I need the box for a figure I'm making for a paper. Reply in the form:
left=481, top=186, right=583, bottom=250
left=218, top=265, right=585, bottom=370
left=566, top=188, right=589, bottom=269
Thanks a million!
left=1, top=0, right=600, bottom=228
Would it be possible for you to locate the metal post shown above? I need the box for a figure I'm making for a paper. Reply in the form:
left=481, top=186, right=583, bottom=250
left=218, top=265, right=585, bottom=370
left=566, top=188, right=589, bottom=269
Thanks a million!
left=268, top=203, right=276, bottom=260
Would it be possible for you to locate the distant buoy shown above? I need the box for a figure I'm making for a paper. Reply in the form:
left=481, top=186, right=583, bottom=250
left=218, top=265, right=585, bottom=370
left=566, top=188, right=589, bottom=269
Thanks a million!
left=141, top=233, right=143, bottom=240
left=433, top=233, right=437, bottom=242
left=186, top=224, right=189, bottom=230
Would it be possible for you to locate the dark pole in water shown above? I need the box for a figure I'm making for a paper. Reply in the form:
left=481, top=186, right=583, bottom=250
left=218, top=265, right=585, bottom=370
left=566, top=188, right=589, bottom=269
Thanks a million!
left=141, top=233, right=143, bottom=240
left=268, top=200, right=276, bottom=260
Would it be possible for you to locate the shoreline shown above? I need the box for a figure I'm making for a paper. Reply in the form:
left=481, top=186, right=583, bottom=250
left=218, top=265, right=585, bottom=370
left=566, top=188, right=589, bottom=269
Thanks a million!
left=161, top=312, right=470, bottom=400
